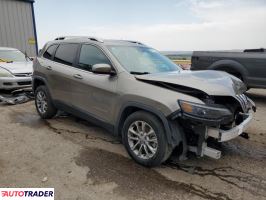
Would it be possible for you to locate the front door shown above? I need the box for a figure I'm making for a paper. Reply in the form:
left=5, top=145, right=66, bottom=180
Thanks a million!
left=71, top=44, right=118, bottom=124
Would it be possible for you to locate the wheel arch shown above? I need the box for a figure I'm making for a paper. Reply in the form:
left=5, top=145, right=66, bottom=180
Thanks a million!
left=33, top=76, right=47, bottom=92
left=32, top=76, right=54, bottom=101
left=115, top=102, right=182, bottom=148
left=209, top=60, right=248, bottom=83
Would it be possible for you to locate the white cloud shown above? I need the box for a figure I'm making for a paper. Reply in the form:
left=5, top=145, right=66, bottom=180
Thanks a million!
left=78, top=3, right=266, bottom=51
left=38, top=0, right=266, bottom=51
left=192, top=0, right=224, bottom=9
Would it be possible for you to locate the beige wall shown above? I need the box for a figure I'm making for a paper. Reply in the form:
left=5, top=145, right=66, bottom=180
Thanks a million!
left=0, top=0, right=37, bottom=56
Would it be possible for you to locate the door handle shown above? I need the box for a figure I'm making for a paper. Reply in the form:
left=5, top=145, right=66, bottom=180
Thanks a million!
left=45, top=66, right=52, bottom=70
left=73, top=74, right=83, bottom=79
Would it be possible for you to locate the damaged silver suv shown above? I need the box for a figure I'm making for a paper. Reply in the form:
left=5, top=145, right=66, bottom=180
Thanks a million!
left=33, top=36, right=256, bottom=167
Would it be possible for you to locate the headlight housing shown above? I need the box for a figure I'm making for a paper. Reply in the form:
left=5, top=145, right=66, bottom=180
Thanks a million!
left=0, top=67, right=13, bottom=77
left=178, top=100, right=232, bottom=121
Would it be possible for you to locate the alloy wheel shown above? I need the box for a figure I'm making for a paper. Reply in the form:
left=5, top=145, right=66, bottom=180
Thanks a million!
left=36, top=90, right=48, bottom=114
left=127, top=120, right=158, bottom=159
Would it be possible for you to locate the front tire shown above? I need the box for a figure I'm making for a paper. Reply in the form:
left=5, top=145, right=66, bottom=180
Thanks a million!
left=35, top=85, right=57, bottom=119
left=122, top=111, right=171, bottom=167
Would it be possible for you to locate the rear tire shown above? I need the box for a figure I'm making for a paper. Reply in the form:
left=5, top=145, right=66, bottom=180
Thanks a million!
left=35, top=85, right=57, bottom=119
left=122, top=111, right=172, bottom=167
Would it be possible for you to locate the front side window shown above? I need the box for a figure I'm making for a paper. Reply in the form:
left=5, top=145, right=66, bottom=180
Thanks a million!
left=43, top=44, right=58, bottom=60
left=54, top=44, right=79, bottom=66
left=78, top=45, right=111, bottom=71
left=0, top=50, right=27, bottom=62
left=108, top=46, right=181, bottom=74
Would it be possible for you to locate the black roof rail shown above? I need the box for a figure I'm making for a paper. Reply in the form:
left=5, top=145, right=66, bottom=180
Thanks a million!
left=54, top=36, right=103, bottom=43
left=88, top=37, right=104, bottom=43
left=54, top=36, right=84, bottom=40
left=124, top=40, right=144, bottom=45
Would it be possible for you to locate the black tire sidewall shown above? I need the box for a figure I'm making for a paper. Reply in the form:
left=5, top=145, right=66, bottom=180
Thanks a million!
left=122, top=111, right=168, bottom=167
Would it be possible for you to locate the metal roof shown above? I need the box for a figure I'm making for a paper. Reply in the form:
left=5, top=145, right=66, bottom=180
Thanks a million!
left=52, top=36, right=145, bottom=46
left=46, top=38, right=147, bottom=48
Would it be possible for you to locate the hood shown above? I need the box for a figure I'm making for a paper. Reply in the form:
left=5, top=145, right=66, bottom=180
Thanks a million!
left=135, top=70, right=246, bottom=96
left=0, top=61, right=33, bottom=74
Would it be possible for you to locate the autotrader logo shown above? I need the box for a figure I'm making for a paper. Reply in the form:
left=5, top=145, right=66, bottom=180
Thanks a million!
left=0, top=188, right=54, bottom=199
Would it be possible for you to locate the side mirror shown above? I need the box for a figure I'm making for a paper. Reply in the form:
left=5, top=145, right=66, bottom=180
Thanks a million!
left=92, top=64, right=116, bottom=75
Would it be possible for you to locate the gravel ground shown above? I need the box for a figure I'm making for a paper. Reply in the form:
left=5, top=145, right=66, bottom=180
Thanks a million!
left=0, top=89, right=265, bottom=200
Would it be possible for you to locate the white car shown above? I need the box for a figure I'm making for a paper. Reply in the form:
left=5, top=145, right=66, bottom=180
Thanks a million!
left=0, top=47, right=33, bottom=89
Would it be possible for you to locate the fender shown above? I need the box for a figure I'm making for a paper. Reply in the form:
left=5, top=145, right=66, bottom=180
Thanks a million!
left=32, top=75, right=53, bottom=99
left=115, top=101, right=182, bottom=148
left=209, top=59, right=249, bottom=83
left=33, top=75, right=47, bottom=90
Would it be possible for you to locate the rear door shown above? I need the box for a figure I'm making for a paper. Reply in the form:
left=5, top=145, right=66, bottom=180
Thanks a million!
left=70, top=44, right=118, bottom=124
left=239, top=52, right=266, bottom=87
left=38, top=44, right=58, bottom=95
left=47, top=43, right=79, bottom=105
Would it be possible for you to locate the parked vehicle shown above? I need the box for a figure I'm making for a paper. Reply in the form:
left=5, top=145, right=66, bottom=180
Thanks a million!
left=0, top=47, right=33, bottom=89
left=33, top=37, right=256, bottom=167
left=191, top=49, right=266, bottom=89
left=163, top=51, right=192, bottom=70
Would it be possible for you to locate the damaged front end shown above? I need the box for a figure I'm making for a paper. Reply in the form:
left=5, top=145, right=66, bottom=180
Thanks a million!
left=175, top=94, right=256, bottom=159
left=135, top=70, right=256, bottom=160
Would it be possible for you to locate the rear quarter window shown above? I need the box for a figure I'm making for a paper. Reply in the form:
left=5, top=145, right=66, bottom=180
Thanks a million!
left=54, top=44, right=79, bottom=66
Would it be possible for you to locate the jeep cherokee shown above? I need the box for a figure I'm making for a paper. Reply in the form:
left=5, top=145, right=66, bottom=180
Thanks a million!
left=33, top=36, right=256, bottom=167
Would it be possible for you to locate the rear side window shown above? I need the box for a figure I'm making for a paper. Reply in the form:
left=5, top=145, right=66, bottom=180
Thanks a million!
left=54, top=44, right=79, bottom=66
left=43, top=44, right=58, bottom=60
left=78, top=45, right=111, bottom=71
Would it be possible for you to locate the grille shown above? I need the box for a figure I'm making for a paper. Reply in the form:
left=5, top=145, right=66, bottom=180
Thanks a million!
left=14, top=73, right=32, bottom=77
left=17, top=81, right=32, bottom=86
left=235, top=94, right=249, bottom=113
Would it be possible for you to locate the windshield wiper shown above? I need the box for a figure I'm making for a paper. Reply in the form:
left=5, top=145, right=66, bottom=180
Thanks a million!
left=130, top=71, right=150, bottom=75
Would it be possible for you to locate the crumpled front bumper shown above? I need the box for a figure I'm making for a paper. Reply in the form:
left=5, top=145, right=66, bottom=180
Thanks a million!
left=176, top=95, right=255, bottom=160
left=207, top=112, right=253, bottom=142
left=182, top=111, right=254, bottom=160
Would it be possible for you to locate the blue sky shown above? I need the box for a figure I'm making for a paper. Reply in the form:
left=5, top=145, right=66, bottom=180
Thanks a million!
left=35, top=0, right=198, bottom=26
left=35, top=0, right=266, bottom=51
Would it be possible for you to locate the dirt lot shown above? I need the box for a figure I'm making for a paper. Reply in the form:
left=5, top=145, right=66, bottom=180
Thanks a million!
left=0, top=89, right=265, bottom=200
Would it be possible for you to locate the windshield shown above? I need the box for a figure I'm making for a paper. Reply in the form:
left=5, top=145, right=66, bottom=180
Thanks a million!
left=108, top=46, right=181, bottom=74
left=0, top=50, right=27, bottom=62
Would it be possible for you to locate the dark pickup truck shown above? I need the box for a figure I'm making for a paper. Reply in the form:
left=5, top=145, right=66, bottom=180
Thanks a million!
left=191, top=49, right=266, bottom=89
